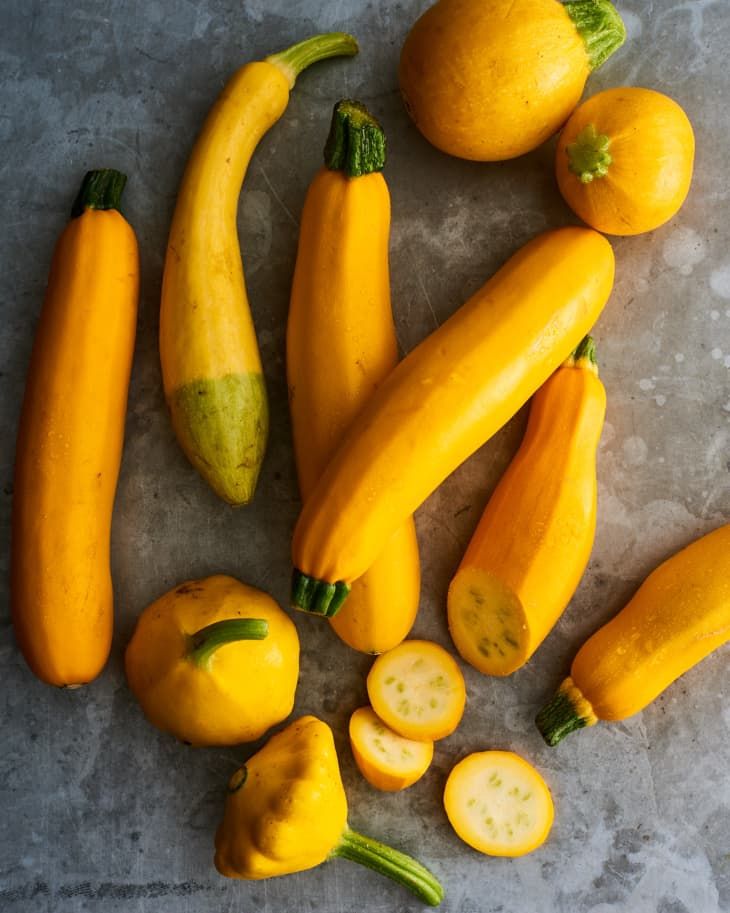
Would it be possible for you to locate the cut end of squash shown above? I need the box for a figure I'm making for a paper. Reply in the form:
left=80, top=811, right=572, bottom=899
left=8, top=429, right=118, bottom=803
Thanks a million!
left=367, top=639, right=466, bottom=741
left=447, top=569, right=528, bottom=676
left=444, top=751, right=554, bottom=857
left=535, top=676, right=598, bottom=746
left=349, top=706, right=433, bottom=791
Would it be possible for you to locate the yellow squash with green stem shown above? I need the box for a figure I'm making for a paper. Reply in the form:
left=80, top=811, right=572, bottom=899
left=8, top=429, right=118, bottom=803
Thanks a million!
left=536, top=524, right=730, bottom=746
left=125, top=575, right=299, bottom=746
left=12, top=169, right=138, bottom=687
left=556, top=87, right=695, bottom=235
left=287, top=99, right=420, bottom=652
left=292, top=227, right=615, bottom=617
left=160, top=33, right=358, bottom=505
left=215, top=715, right=444, bottom=905
left=448, top=336, right=606, bottom=675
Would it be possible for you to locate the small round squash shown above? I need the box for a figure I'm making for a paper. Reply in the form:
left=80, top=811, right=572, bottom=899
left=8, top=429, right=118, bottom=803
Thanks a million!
left=125, top=575, right=299, bottom=746
left=398, top=0, right=626, bottom=162
left=556, top=87, right=695, bottom=235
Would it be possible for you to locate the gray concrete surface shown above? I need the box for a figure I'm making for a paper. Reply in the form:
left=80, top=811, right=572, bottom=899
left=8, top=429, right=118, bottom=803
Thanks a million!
left=1, top=1, right=729, bottom=911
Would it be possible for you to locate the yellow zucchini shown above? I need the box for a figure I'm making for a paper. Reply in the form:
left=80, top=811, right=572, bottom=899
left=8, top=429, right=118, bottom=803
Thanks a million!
left=160, top=34, right=358, bottom=505
left=536, top=524, right=730, bottom=745
left=292, top=227, right=615, bottom=616
left=287, top=100, right=419, bottom=652
left=448, top=336, right=606, bottom=675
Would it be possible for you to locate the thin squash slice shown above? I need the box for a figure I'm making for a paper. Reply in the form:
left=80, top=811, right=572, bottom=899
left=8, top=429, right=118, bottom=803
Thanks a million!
left=444, top=751, right=554, bottom=857
left=349, top=707, right=433, bottom=792
left=367, top=640, right=466, bottom=741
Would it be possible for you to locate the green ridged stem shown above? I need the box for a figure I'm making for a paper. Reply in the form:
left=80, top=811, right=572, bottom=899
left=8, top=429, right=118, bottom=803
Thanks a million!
left=324, top=99, right=386, bottom=177
left=187, top=619, right=268, bottom=668
left=291, top=569, right=351, bottom=617
left=71, top=169, right=127, bottom=218
left=567, top=124, right=613, bottom=184
left=535, top=688, right=590, bottom=746
left=567, top=334, right=598, bottom=372
left=564, top=0, right=627, bottom=71
left=266, top=32, right=359, bottom=89
left=331, top=828, right=444, bottom=907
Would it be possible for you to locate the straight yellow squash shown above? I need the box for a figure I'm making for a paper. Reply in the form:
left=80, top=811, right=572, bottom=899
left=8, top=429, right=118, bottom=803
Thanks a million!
left=536, top=524, right=730, bottom=745
left=160, top=34, right=357, bottom=505
left=287, top=100, right=420, bottom=649
left=12, top=170, right=138, bottom=686
left=291, top=227, right=615, bottom=616
left=448, top=336, right=606, bottom=675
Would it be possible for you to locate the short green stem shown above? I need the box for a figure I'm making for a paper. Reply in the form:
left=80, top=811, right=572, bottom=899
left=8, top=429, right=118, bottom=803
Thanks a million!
left=291, top=569, right=350, bottom=617
left=266, top=32, right=358, bottom=89
left=567, top=124, right=613, bottom=184
left=71, top=169, right=127, bottom=218
left=332, top=827, right=444, bottom=907
left=564, top=0, right=627, bottom=71
left=535, top=677, right=597, bottom=746
left=187, top=618, right=268, bottom=668
left=324, top=99, right=386, bottom=177
left=566, top=335, right=598, bottom=373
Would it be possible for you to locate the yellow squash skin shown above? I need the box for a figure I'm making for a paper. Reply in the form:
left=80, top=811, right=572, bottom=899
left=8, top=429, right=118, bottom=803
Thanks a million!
left=12, top=173, right=138, bottom=687
left=556, top=87, right=695, bottom=236
left=399, top=0, right=625, bottom=162
left=125, top=575, right=299, bottom=746
left=215, top=716, right=348, bottom=878
left=448, top=339, right=606, bottom=676
left=292, top=227, right=615, bottom=612
left=160, top=35, right=358, bottom=505
left=537, top=524, right=730, bottom=745
left=288, top=127, right=419, bottom=651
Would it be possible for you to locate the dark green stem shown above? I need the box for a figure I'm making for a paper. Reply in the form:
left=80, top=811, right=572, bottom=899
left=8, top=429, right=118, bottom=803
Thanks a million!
left=71, top=169, right=127, bottom=218
left=564, top=0, right=626, bottom=70
left=187, top=618, right=268, bottom=668
left=266, top=32, right=358, bottom=89
left=332, top=828, right=444, bottom=907
left=536, top=680, right=594, bottom=747
left=291, top=569, right=350, bottom=617
left=567, top=335, right=598, bottom=372
left=567, top=124, right=613, bottom=184
left=324, top=99, right=386, bottom=177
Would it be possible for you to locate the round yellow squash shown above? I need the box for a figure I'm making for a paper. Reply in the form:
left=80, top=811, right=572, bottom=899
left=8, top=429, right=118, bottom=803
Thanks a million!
left=555, top=87, right=695, bottom=236
left=399, top=0, right=626, bottom=162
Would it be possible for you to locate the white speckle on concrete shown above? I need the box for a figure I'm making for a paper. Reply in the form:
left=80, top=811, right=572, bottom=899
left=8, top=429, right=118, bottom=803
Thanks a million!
left=724, top=355, right=730, bottom=368
left=639, top=378, right=655, bottom=391
left=674, top=353, right=685, bottom=363
left=711, top=347, right=723, bottom=360
left=711, top=309, right=720, bottom=320
left=709, top=262, right=730, bottom=299
left=655, top=394, right=667, bottom=406
left=663, top=227, right=706, bottom=275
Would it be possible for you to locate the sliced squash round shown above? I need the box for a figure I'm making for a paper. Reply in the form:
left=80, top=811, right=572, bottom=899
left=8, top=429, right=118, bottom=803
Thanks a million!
left=349, top=706, right=433, bottom=792
left=367, top=640, right=466, bottom=741
left=444, top=751, right=554, bottom=857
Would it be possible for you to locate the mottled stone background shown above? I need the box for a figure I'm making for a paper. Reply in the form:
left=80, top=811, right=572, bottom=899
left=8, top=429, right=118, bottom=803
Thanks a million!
left=1, top=1, right=729, bottom=911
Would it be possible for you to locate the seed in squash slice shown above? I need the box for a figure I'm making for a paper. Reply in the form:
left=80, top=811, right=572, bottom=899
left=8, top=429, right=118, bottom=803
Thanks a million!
left=444, top=751, right=554, bottom=857
left=367, top=640, right=466, bottom=741
left=349, top=707, right=434, bottom=792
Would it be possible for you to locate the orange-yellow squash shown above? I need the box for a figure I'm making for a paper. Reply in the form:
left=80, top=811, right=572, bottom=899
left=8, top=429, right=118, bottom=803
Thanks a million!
left=287, top=99, right=419, bottom=649
left=292, top=227, right=615, bottom=617
left=11, top=169, right=139, bottom=686
left=448, top=336, right=606, bottom=676
left=160, top=34, right=358, bottom=505
left=536, top=524, right=730, bottom=745
left=556, top=87, right=695, bottom=235
left=399, top=0, right=626, bottom=162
